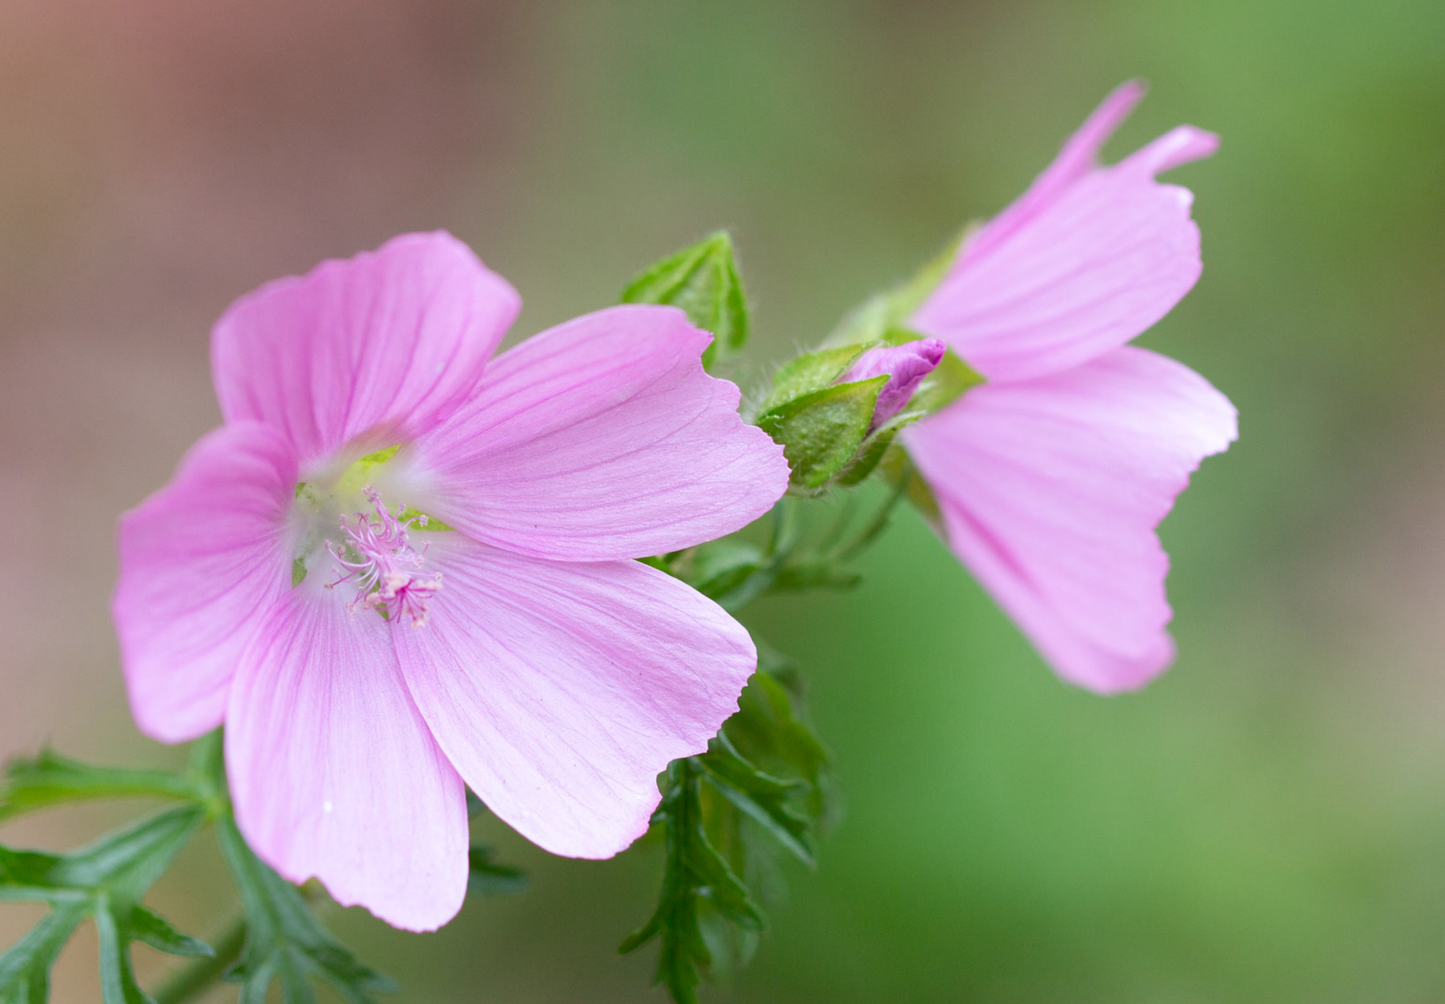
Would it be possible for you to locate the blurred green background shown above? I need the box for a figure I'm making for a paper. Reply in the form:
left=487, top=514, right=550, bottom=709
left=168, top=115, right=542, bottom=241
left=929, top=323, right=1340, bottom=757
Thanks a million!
left=2, top=0, right=1443, bottom=1000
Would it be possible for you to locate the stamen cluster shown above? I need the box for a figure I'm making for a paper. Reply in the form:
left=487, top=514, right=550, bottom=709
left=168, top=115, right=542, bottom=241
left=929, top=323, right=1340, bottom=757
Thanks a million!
left=327, top=487, right=442, bottom=626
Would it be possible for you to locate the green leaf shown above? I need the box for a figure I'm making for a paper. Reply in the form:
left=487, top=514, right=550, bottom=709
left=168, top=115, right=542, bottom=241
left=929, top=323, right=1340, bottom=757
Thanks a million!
left=757, top=377, right=887, bottom=490
left=0, top=807, right=209, bottom=1004
left=697, top=734, right=815, bottom=867
left=129, top=905, right=214, bottom=959
left=619, top=760, right=763, bottom=1004
left=0, top=750, right=205, bottom=825
left=0, top=900, right=88, bottom=1004
left=726, top=669, right=834, bottom=826
left=621, top=231, right=749, bottom=368
left=466, top=847, right=528, bottom=898
left=215, top=818, right=395, bottom=1004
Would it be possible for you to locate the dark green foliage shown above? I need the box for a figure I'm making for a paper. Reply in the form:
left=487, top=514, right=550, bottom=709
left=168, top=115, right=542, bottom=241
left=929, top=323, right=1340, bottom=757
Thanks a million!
left=0, top=807, right=209, bottom=1004
left=621, top=230, right=750, bottom=368
left=215, top=818, right=395, bottom=1004
left=0, top=733, right=390, bottom=1004
left=619, top=760, right=764, bottom=1004
left=621, top=668, right=834, bottom=1004
left=467, top=847, right=528, bottom=898
left=0, top=749, right=211, bottom=824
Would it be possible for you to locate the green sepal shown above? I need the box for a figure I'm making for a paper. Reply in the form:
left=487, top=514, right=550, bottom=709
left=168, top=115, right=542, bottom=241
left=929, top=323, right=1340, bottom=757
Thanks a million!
left=215, top=818, right=395, bottom=1004
left=621, top=230, right=749, bottom=369
left=757, top=376, right=887, bottom=491
left=0, top=748, right=213, bottom=825
left=756, top=345, right=870, bottom=416
left=0, top=807, right=209, bottom=1004
left=467, top=847, right=528, bottom=898
left=832, top=408, right=918, bottom=488
left=827, top=228, right=968, bottom=346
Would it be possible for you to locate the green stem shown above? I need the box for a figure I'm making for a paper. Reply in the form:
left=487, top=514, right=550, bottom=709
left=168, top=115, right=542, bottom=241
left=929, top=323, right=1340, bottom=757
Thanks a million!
left=835, top=473, right=911, bottom=560
left=152, top=917, right=246, bottom=1004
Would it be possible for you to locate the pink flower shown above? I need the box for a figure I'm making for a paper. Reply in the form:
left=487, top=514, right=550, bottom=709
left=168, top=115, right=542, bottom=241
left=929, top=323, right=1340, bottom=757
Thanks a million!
left=112, top=232, right=789, bottom=931
left=903, top=82, right=1238, bottom=693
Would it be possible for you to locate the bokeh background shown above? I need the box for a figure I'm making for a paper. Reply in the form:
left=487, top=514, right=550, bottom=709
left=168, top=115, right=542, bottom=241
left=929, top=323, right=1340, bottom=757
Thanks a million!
left=3, top=0, right=1444, bottom=1000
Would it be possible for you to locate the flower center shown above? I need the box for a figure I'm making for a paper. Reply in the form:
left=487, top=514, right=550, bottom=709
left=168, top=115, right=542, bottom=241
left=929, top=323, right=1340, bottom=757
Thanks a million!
left=324, top=487, right=442, bottom=627
left=290, top=446, right=449, bottom=627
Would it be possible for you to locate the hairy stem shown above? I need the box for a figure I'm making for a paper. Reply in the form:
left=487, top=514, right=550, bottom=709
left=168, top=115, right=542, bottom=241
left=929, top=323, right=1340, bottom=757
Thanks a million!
left=152, top=917, right=246, bottom=1004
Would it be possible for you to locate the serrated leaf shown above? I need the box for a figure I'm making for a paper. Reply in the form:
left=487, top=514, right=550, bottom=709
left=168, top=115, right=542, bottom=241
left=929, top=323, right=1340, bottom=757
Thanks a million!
left=215, top=818, right=394, bottom=1004
left=758, top=377, right=887, bottom=490
left=0, top=807, right=208, bottom=1004
left=697, top=735, right=815, bottom=867
left=0, top=900, right=86, bottom=1004
left=724, top=669, right=835, bottom=838
left=129, top=905, right=214, bottom=959
left=621, top=231, right=749, bottom=368
left=0, top=750, right=204, bottom=824
left=620, top=760, right=763, bottom=1004
left=467, top=847, right=527, bottom=897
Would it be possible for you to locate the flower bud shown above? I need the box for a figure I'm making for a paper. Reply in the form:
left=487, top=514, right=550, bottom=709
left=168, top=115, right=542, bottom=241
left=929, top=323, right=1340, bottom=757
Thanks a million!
left=837, top=337, right=946, bottom=430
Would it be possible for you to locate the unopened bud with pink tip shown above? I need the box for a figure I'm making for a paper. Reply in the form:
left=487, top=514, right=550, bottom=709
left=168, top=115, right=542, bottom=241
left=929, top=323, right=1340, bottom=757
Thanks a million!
left=837, top=337, right=947, bottom=430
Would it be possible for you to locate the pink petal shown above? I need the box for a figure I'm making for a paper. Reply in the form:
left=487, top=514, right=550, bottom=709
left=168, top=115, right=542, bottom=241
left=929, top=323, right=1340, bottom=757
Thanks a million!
left=392, top=536, right=756, bottom=858
left=910, top=85, right=1218, bottom=384
left=410, top=304, right=789, bottom=561
left=963, top=80, right=1145, bottom=265
left=839, top=337, right=947, bottom=428
left=904, top=346, right=1236, bottom=692
left=113, top=422, right=296, bottom=743
left=212, top=231, right=521, bottom=467
left=225, top=589, right=468, bottom=931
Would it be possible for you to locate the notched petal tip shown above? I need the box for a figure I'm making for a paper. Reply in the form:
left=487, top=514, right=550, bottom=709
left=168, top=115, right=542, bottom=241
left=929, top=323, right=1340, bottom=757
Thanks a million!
left=1068, top=79, right=1148, bottom=161
left=1125, top=125, right=1221, bottom=176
